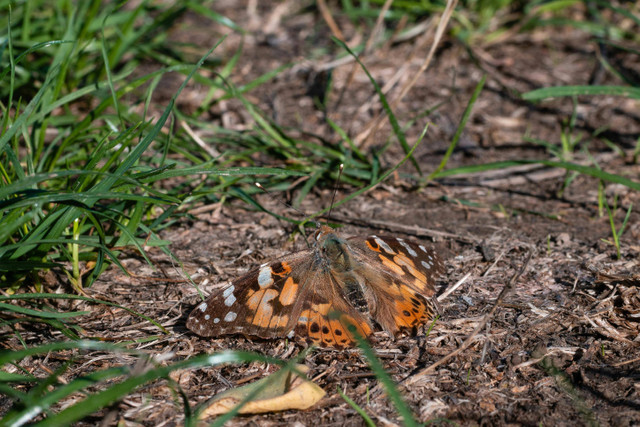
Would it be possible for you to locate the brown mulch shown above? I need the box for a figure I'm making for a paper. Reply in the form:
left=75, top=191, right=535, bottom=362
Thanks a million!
left=3, top=2, right=640, bottom=426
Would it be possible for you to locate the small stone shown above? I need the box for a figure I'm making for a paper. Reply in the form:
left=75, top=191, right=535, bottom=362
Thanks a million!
left=555, top=232, right=571, bottom=246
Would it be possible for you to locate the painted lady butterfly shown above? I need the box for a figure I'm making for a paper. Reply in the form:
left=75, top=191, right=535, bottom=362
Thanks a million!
left=186, top=224, right=444, bottom=348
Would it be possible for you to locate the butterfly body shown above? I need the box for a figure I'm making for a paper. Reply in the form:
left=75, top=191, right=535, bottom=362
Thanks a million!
left=187, top=225, right=444, bottom=348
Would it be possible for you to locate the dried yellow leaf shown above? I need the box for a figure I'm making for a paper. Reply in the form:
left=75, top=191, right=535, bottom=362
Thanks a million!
left=199, top=364, right=325, bottom=419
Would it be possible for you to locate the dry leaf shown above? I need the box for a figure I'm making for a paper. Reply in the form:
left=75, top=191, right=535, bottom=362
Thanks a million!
left=199, top=364, right=325, bottom=419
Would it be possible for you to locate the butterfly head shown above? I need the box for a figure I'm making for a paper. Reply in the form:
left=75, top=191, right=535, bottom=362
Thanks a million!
left=313, top=225, right=353, bottom=272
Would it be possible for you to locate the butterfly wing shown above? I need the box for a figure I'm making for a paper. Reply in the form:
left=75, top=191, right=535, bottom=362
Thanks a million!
left=293, top=272, right=373, bottom=348
left=186, top=251, right=310, bottom=339
left=347, top=234, right=445, bottom=336
left=186, top=250, right=372, bottom=348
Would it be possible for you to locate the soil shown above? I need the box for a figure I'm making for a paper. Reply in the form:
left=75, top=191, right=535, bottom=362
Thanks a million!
left=4, top=2, right=640, bottom=426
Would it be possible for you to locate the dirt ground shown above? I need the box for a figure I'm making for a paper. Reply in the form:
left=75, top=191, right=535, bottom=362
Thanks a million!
left=6, top=2, right=640, bottom=426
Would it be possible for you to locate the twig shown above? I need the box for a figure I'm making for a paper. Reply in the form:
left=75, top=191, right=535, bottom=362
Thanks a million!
left=326, top=214, right=477, bottom=245
left=482, top=249, right=506, bottom=277
left=355, top=0, right=459, bottom=147
left=437, top=271, right=472, bottom=302
left=181, top=121, right=220, bottom=158
left=334, top=0, right=393, bottom=109
left=444, top=151, right=620, bottom=188
left=611, top=355, right=640, bottom=367
left=317, top=0, right=344, bottom=41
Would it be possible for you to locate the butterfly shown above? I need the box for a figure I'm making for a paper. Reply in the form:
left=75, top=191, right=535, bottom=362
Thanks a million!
left=186, top=224, right=445, bottom=348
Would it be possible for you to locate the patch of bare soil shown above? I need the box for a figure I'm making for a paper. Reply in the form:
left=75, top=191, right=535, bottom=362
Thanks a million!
left=4, top=2, right=640, bottom=425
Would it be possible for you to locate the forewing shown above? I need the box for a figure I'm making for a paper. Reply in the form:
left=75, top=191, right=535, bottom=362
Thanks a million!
left=186, top=251, right=312, bottom=339
left=348, top=235, right=445, bottom=334
left=186, top=250, right=373, bottom=348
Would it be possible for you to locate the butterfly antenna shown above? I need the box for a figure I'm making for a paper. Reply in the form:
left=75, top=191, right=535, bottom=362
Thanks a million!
left=327, top=163, right=344, bottom=221
left=254, top=182, right=318, bottom=227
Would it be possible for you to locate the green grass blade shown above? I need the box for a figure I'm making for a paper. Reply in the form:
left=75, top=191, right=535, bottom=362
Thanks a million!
left=0, top=64, right=58, bottom=154
left=0, top=341, right=139, bottom=366
left=427, top=74, right=486, bottom=181
left=0, top=293, right=168, bottom=333
left=96, top=40, right=226, bottom=192
left=0, top=40, right=74, bottom=82
left=617, top=202, right=633, bottom=238
left=1, top=367, right=129, bottom=426
left=0, top=372, right=36, bottom=382
left=303, top=123, right=427, bottom=225
left=34, top=351, right=283, bottom=426
left=353, top=334, right=418, bottom=427
left=523, top=85, right=640, bottom=101
left=0, top=302, right=88, bottom=319
left=138, top=166, right=308, bottom=182
left=338, top=387, right=376, bottom=427
left=334, top=38, right=422, bottom=174
left=431, top=159, right=640, bottom=191
left=185, top=1, right=243, bottom=32
left=592, top=0, right=640, bottom=26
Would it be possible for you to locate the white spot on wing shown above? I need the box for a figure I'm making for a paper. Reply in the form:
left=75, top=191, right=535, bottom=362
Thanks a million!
left=421, top=260, right=431, bottom=269
left=397, top=238, right=417, bottom=257
left=224, top=312, right=237, bottom=322
left=373, top=236, right=394, bottom=254
left=258, top=266, right=274, bottom=288
left=204, top=314, right=210, bottom=320
left=214, top=318, right=220, bottom=324
left=419, top=245, right=428, bottom=253
left=198, top=303, right=207, bottom=312
left=287, top=330, right=295, bottom=338
left=224, top=293, right=236, bottom=307
left=223, top=285, right=235, bottom=298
